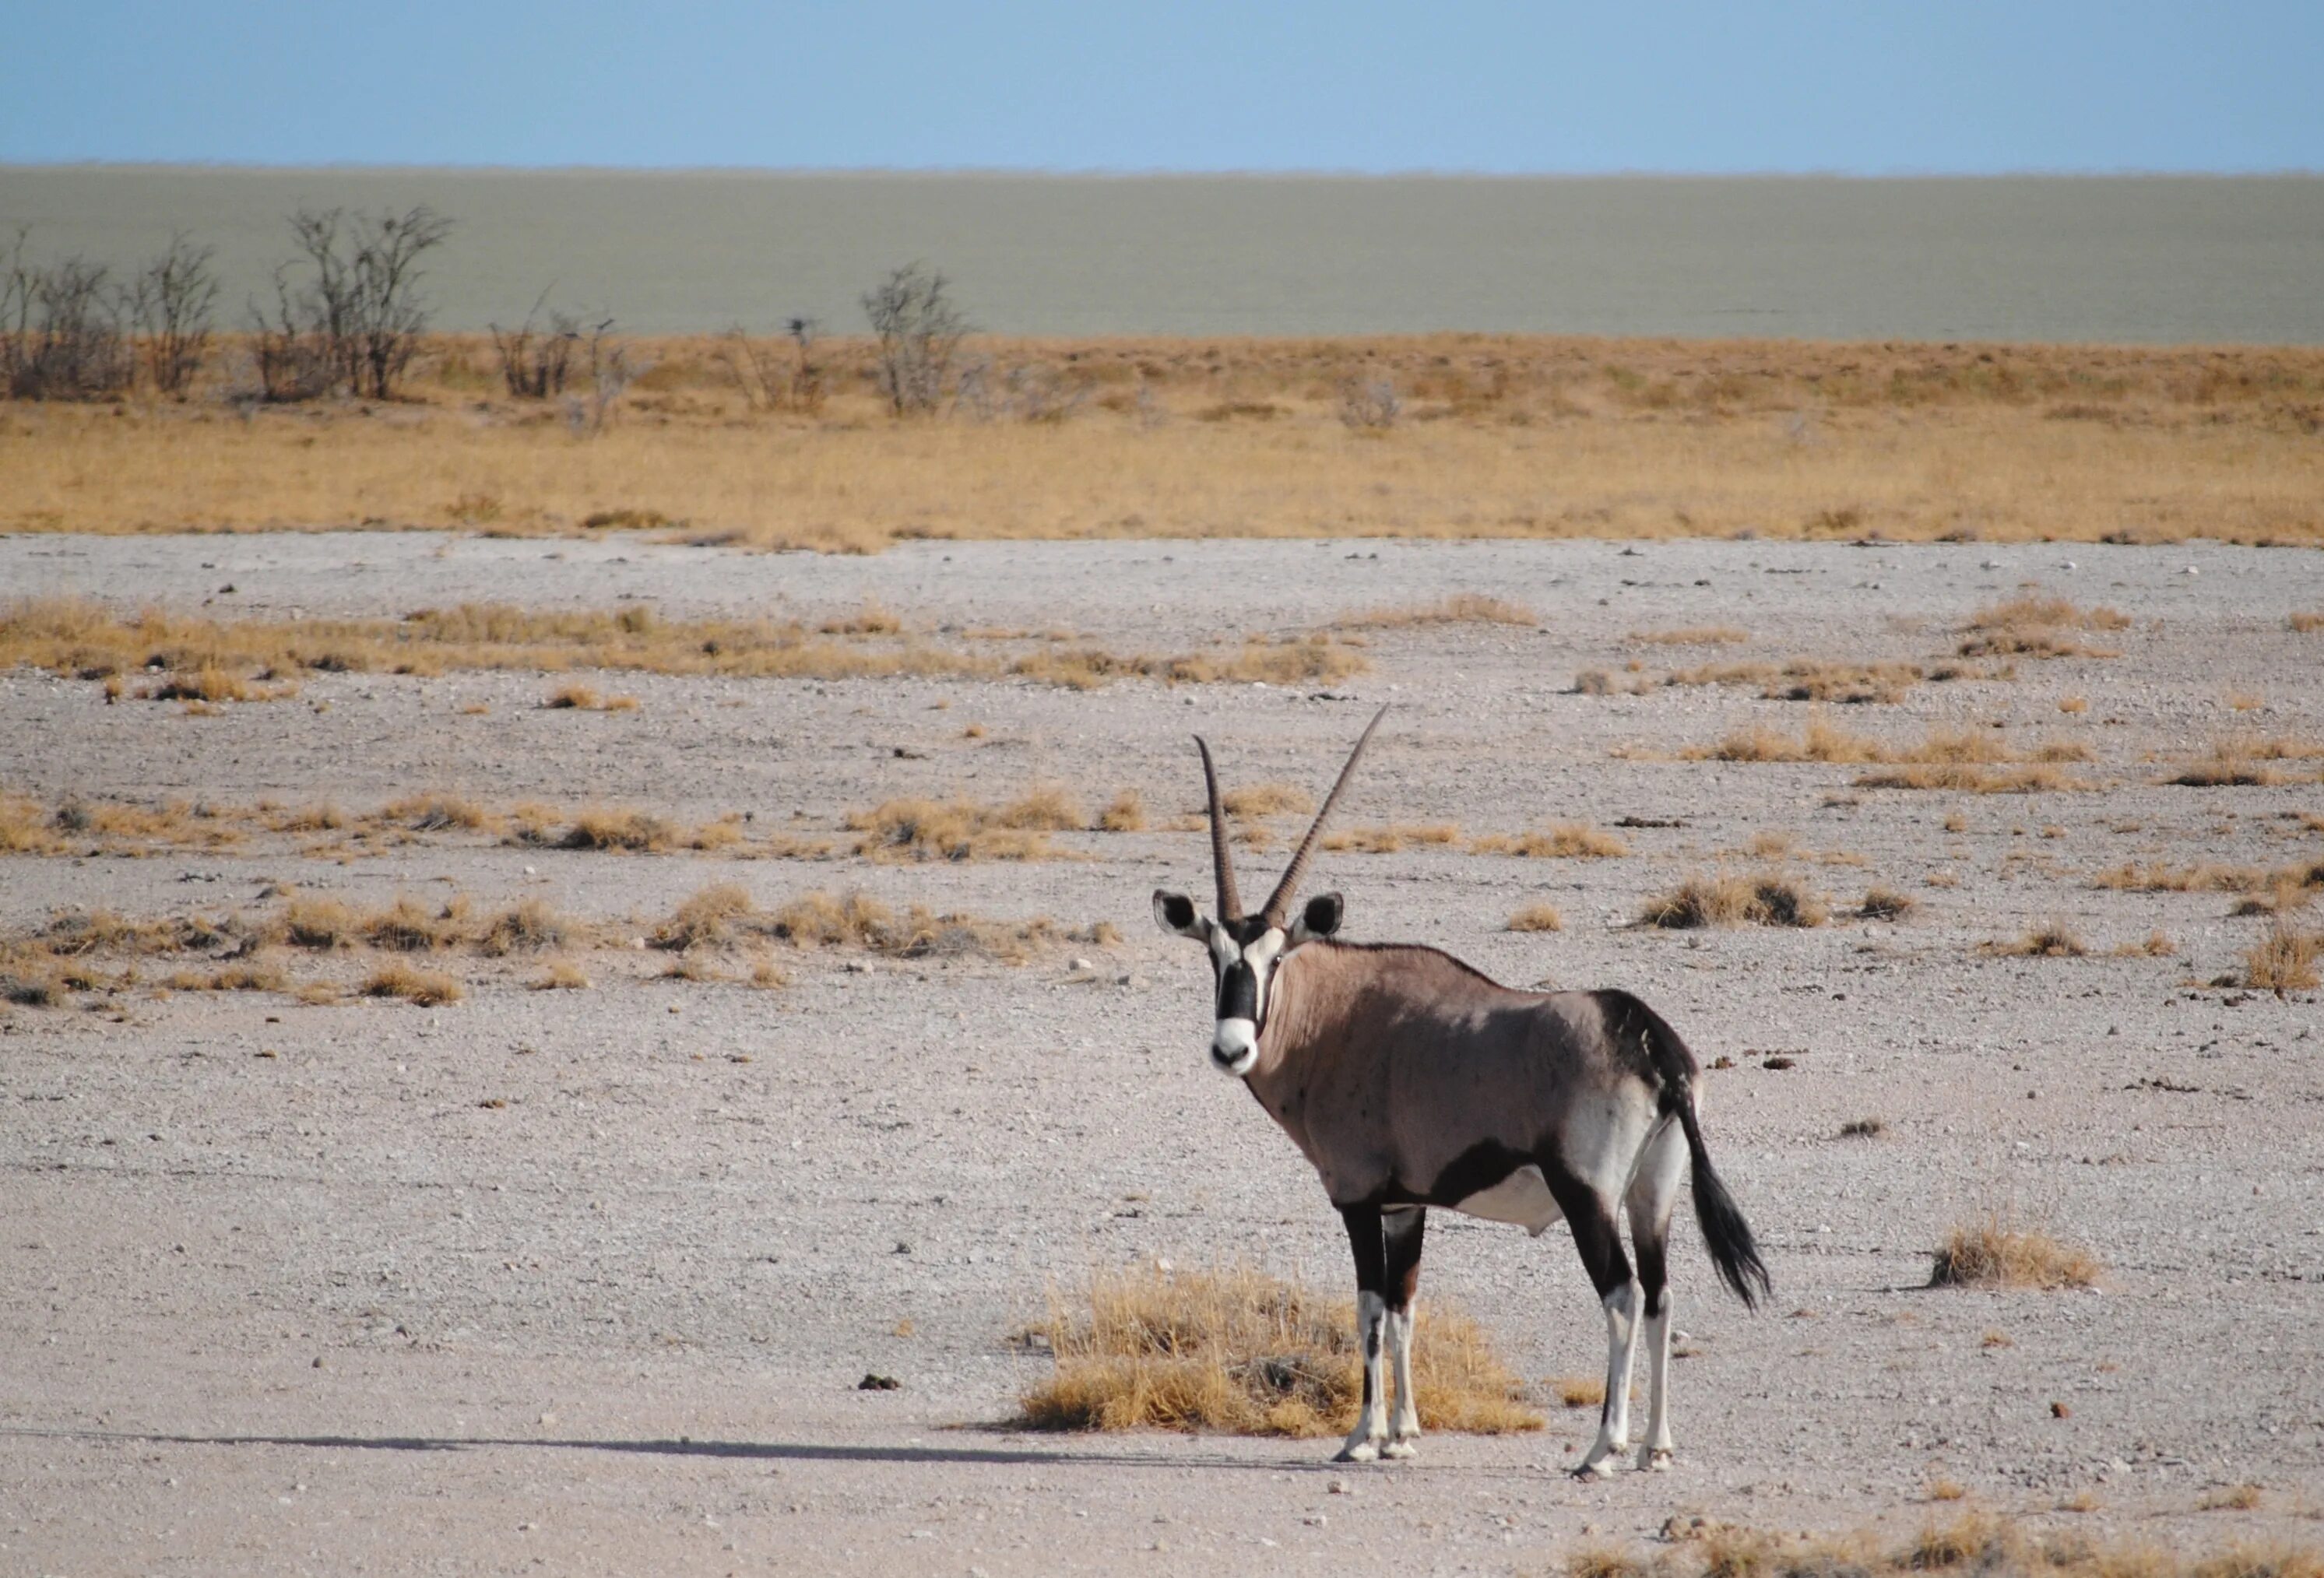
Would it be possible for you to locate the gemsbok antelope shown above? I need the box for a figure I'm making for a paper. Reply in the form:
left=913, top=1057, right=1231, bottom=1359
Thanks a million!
left=1152, top=708, right=1769, bottom=1474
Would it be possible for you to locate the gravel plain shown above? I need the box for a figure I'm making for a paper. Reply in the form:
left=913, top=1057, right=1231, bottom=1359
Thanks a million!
left=2, top=530, right=2322, bottom=1576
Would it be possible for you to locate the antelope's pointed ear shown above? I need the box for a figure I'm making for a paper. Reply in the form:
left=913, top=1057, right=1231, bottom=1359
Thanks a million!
left=1289, top=891, right=1345, bottom=946
left=1153, top=889, right=1204, bottom=938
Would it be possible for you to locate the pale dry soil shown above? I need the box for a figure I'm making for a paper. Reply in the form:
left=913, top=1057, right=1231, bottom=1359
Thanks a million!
left=2, top=532, right=2322, bottom=1576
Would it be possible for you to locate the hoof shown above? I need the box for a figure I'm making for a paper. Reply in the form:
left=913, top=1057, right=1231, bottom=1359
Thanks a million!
left=1382, top=1438, right=1419, bottom=1460
left=1637, top=1446, right=1674, bottom=1473
left=1572, top=1455, right=1619, bottom=1481
left=1334, top=1439, right=1383, bottom=1464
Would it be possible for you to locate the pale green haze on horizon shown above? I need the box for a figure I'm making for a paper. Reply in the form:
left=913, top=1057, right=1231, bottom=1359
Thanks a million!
left=4, top=166, right=2322, bottom=344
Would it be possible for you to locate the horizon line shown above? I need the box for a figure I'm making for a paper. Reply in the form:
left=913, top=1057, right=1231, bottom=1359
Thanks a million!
left=8, top=158, right=2323, bottom=181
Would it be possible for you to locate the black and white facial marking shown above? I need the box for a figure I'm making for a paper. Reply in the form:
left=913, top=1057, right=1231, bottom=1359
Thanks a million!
left=1152, top=890, right=1344, bottom=1077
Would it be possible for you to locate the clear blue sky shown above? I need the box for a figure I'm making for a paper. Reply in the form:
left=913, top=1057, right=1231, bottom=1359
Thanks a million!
left=4, top=1, right=2318, bottom=174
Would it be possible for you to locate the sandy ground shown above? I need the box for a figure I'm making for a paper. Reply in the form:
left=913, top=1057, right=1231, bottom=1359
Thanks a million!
left=2, top=531, right=2322, bottom=1576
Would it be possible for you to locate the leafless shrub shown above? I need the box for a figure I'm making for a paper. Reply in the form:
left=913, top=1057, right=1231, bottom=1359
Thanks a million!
left=863, top=263, right=969, bottom=417
left=125, top=233, right=218, bottom=397
left=280, top=205, right=456, bottom=400
left=490, top=290, right=583, bottom=399
left=570, top=320, right=638, bottom=436
left=1839, top=1117, right=1886, bottom=1138
left=0, top=232, right=134, bottom=400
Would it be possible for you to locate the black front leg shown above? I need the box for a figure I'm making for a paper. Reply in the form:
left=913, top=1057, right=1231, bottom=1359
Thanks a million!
left=1335, top=1204, right=1390, bottom=1462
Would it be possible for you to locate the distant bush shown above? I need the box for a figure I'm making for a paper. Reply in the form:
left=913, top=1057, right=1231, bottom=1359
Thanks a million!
left=863, top=262, right=969, bottom=417
left=0, top=230, right=134, bottom=400
left=125, top=233, right=217, bottom=397
left=251, top=206, right=454, bottom=402
left=490, top=290, right=586, bottom=399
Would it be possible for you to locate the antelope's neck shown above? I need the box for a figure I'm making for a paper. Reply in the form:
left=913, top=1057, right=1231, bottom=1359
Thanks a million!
left=1243, top=946, right=1351, bottom=1125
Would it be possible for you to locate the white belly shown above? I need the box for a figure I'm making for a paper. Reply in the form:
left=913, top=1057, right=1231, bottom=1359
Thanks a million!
left=1452, top=1165, right=1563, bottom=1236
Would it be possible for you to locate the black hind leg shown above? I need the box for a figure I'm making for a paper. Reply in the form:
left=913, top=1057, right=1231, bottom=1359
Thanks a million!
left=1382, top=1206, right=1426, bottom=1457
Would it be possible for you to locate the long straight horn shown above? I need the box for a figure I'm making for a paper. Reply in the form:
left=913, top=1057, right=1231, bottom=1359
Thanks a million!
left=1262, top=705, right=1388, bottom=927
left=1195, top=736, right=1243, bottom=920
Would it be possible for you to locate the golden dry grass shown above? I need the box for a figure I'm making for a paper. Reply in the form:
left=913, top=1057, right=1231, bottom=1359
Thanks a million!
left=1220, top=782, right=1314, bottom=819
left=1015, top=1262, right=1542, bottom=1437
left=9, top=334, right=2324, bottom=551
left=360, top=960, right=463, bottom=1006
left=1959, top=596, right=2132, bottom=659
left=1633, top=625, right=1749, bottom=646
left=1930, top=1211, right=2101, bottom=1289
left=1640, top=871, right=1827, bottom=929
left=1507, top=902, right=1565, bottom=933
left=1861, top=887, right=1918, bottom=920
left=1991, top=920, right=2090, bottom=957
left=2245, top=922, right=2322, bottom=993
left=1664, top=657, right=1930, bottom=705
left=1332, top=593, right=1536, bottom=628
left=1097, top=789, right=1146, bottom=832
left=843, top=794, right=1082, bottom=863
left=0, top=596, right=1355, bottom=696
left=1471, top=822, right=1629, bottom=859
left=1320, top=822, right=1463, bottom=853
left=529, top=958, right=591, bottom=990
left=1637, top=1513, right=2319, bottom=1578
left=2291, top=612, right=2324, bottom=634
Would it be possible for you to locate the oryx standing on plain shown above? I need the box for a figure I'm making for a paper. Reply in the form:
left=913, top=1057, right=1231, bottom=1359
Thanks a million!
left=1152, top=708, right=1769, bottom=1475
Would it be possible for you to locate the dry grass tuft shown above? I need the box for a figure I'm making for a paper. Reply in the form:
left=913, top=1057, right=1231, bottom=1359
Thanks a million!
left=1641, top=871, right=1827, bottom=929
left=1222, top=782, right=1313, bottom=819
left=2245, top=922, right=2321, bottom=993
left=1321, top=823, right=1462, bottom=854
left=1861, top=887, right=1918, bottom=920
left=845, top=797, right=1068, bottom=863
left=1960, top=596, right=2130, bottom=659
left=1995, top=920, right=2090, bottom=957
left=1015, top=1262, right=1541, bottom=1437
left=1667, top=656, right=1927, bottom=705
left=1839, top=1117, right=1886, bottom=1138
left=479, top=898, right=570, bottom=955
left=1692, top=714, right=1886, bottom=763
left=652, top=883, right=757, bottom=951
left=1471, top=822, right=1629, bottom=859
left=529, top=958, right=590, bottom=990
left=1633, top=625, right=1749, bottom=645
left=1552, top=1376, right=1606, bottom=1408
left=2199, top=1486, right=2266, bottom=1513
left=2288, top=612, right=2324, bottom=634
left=360, top=961, right=463, bottom=1007
left=1930, top=1211, right=2101, bottom=1289
left=1507, top=903, right=1565, bottom=933
left=1334, top=593, right=1535, bottom=628
left=1097, top=789, right=1147, bottom=832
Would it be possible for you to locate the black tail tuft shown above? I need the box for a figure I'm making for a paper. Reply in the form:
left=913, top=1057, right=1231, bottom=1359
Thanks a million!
left=1675, top=1101, right=1771, bottom=1309
left=1599, top=989, right=1771, bottom=1309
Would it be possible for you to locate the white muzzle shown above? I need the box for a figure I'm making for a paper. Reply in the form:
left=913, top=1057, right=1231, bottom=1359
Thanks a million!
left=1211, top=1017, right=1258, bottom=1076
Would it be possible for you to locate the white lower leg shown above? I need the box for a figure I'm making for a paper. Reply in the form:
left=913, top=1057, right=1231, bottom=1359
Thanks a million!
left=1335, top=1292, right=1390, bottom=1462
left=1577, top=1281, right=1639, bottom=1477
left=1637, top=1289, right=1674, bottom=1470
left=1384, top=1304, right=1420, bottom=1457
